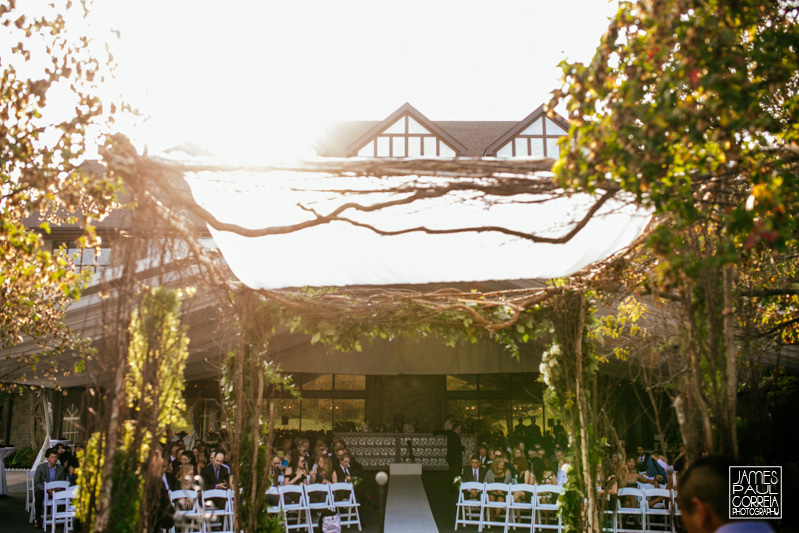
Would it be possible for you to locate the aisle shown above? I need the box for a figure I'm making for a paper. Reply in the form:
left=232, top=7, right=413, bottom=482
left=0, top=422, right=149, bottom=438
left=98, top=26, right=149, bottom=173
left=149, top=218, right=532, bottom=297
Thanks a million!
left=384, top=474, right=438, bottom=532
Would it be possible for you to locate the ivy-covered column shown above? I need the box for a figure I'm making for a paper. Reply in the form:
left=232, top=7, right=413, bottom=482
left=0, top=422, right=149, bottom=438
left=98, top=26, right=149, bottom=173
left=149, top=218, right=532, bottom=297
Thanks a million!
left=222, top=291, right=291, bottom=533
left=540, top=290, right=600, bottom=532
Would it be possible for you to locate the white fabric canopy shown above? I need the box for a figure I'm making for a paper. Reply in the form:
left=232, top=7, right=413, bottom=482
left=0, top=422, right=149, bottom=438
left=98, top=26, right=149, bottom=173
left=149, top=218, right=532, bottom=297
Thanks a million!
left=30, top=391, right=53, bottom=471
left=185, top=170, right=651, bottom=289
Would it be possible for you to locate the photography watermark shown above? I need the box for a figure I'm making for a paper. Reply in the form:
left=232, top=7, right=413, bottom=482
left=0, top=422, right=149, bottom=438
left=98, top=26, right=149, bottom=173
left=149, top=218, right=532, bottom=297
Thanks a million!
left=729, top=466, right=782, bottom=519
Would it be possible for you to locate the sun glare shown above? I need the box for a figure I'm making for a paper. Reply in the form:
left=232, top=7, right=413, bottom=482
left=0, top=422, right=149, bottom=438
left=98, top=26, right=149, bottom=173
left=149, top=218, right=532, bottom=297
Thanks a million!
left=77, top=0, right=618, bottom=162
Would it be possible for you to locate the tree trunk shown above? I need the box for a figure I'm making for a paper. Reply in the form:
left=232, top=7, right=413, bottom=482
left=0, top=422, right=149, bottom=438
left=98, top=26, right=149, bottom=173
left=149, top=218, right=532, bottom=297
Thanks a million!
left=573, top=295, right=599, bottom=532
left=723, top=264, right=739, bottom=459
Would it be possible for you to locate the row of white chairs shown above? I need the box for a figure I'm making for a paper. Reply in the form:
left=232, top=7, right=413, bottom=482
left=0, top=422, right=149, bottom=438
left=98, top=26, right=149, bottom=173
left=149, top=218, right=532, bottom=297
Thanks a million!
left=38, top=481, right=79, bottom=532
left=612, top=487, right=682, bottom=533
left=29, top=478, right=362, bottom=533
left=167, top=487, right=235, bottom=533
left=456, top=482, right=563, bottom=532
left=266, top=482, right=361, bottom=533
left=455, top=483, right=682, bottom=533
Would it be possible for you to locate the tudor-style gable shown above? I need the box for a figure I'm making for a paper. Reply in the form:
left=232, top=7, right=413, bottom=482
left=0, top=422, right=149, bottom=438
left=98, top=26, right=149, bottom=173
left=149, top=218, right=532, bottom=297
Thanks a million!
left=346, top=102, right=468, bottom=158
left=485, top=104, right=569, bottom=158
left=312, top=102, right=570, bottom=158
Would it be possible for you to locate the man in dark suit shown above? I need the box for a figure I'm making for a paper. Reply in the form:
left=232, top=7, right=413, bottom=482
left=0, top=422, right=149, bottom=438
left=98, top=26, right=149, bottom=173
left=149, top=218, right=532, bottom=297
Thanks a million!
left=635, top=445, right=651, bottom=474
left=33, top=447, right=67, bottom=528
left=201, top=451, right=230, bottom=490
left=461, top=455, right=487, bottom=500
left=446, top=424, right=464, bottom=479
left=334, top=453, right=360, bottom=484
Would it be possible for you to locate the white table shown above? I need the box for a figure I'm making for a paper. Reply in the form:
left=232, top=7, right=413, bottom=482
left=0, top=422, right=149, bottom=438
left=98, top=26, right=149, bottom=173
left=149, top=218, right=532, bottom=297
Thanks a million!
left=0, top=446, right=15, bottom=496
left=389, top=462, right=422, bottom=476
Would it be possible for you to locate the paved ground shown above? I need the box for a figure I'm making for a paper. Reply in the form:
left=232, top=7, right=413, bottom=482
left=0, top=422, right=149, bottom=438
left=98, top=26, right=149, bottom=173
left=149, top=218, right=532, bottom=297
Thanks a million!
left=0, top=470, right=472, bottom=533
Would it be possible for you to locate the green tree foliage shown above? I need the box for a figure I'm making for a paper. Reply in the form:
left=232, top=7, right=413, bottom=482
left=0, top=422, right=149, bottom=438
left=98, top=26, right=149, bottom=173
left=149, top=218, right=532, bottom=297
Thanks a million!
left=554, top=0, right=799, bottom=237
left=221, top=292, right=291, bottom=533
left=0, top=0, right=120, bottom=385
left=554, top=0, right=799, bottom=458
left=78, top=288, right=190, bottom=532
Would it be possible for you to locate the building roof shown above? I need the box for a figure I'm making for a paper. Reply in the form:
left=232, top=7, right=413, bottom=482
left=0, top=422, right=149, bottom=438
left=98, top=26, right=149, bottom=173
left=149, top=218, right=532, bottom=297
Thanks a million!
left=313, top=102, right=565, bottom=158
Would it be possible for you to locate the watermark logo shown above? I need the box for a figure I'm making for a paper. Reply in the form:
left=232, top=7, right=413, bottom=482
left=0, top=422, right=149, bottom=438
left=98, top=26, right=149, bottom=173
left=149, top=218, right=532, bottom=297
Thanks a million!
left=729, top=466, right=781, bottom=519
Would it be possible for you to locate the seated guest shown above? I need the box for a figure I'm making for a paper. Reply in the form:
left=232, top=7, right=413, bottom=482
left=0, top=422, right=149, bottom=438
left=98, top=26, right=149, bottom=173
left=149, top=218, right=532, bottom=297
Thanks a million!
left=461, top=455, right=486, bottom=500
left=196, top=450, right=208, bottom=472
left=174, top=463, right=198, bottom=514
left=164, top=456, right=178, bottom=491
left=512, top=456, right=531, bottom=485
left=477, top=444, right=490, bottom=467
left=33, top=447, right=67, bottom=528
left=64, top=443, right=82, bottom=486
left=275, top=447, right=288, bottom=470
left=176, top=464, right=197, bottom=490
left=283, top=451, right=310, bottom=486
left=313, top=442, right=329, bottom=462
left=332, top=453, right=358, bottom=484
left=619, top=456, right=659, bottom=488
left=201, top=451, right=230, bottom=490
left=266, top=456, right=282, bottom=506
left=180, top=450, right=196, bottom=468
left=313, top=455, right=335, bottom=484
left=298, top=438, right=311, bottom=460
left=529, top=456, right=545, bottom=484
left=170, top=442, right=183, bottom=471
left=485, top=456, right=512, bottom=521
left=541, top=462, right=558, bottom=486
left=511, top=456, right=532, bottom=522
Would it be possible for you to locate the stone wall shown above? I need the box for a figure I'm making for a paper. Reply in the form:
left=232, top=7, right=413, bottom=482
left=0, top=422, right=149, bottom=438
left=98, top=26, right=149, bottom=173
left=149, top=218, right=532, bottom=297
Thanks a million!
left=7, top=391, right=41, bottom=449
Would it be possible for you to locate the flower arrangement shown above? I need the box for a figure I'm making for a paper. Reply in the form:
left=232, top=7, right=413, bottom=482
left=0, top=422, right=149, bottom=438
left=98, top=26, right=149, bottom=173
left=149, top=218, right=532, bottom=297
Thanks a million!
left=452, top=475, right=462, bottom=489
left=350, top=476, right=362, bottom=488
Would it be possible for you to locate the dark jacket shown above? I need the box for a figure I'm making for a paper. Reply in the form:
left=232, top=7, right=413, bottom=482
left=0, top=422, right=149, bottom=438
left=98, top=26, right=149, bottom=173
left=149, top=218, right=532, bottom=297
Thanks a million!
left=462, top=465, right=487, bottom=483
left=201, top=463, right=230, bottom=489
left=152, top=480, right=175, bottom=533
left=33, top=462, right=66, bottom=491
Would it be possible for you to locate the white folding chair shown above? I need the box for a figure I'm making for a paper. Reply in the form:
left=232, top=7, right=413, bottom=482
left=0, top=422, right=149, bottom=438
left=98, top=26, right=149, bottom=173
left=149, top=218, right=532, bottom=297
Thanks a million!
left=50, top=485, right=79, bottom=533
left=455, top=481, right=484, bottom=530
left=506, top=483, right=535, bottom=532
left=201, top=488, right=234, bottom=533
left=643, top=488, right=672, bottom=532
left=670, top=490, right=681, bottom=533
left=170, top=489, right=203, bottom=533
left=328, top=482, right=361, bottom=531
left=616, top=487, right=645, bottom=533
left=534, top=484, right=563, bottom=533
left=304, top=483, right=333, bottom=526
left=278, top=484, right=314, bottom=533
left=266, top=486, right=281, bottom=517
left=43, top=481, right=71, bottom=531
left=27, top=471, right=36, bottom=522
left=481, top=482, right=511, bottom=531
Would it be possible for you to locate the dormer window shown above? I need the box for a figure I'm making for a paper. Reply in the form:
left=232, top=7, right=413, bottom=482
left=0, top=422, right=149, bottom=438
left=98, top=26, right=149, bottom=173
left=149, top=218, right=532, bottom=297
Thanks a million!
left=356, top=114, right=457, bottom=158
left=495, top=116, right=567, bottom=158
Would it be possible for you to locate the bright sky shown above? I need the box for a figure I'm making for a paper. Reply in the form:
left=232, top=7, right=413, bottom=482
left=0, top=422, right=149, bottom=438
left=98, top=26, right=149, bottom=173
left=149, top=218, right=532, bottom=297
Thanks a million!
left=89, top=0, right=618, bottom=159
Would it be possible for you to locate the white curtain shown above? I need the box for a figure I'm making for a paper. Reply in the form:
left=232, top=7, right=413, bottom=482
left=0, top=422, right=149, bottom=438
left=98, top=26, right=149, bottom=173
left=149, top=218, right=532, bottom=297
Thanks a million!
left=185, top=171, right=652, bottom=289
left=29, top=390, right=53, bottom=471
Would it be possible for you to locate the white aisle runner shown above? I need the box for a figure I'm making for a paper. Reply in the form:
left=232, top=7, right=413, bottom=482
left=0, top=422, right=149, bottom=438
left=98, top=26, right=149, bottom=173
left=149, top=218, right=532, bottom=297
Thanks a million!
left=384, top=474, right=438, bottom=532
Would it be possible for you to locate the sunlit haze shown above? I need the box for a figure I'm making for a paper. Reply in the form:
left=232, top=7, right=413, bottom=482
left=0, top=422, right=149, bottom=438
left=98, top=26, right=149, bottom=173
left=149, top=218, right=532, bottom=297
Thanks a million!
left=88, top=0, right=618, bottom=160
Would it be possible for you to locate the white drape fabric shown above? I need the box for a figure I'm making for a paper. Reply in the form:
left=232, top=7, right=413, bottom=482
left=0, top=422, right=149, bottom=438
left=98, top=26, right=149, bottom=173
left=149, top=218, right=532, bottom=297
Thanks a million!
left=184, top=170, right=651, bottom=289
left=30, top=391, right=53, bottom=471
